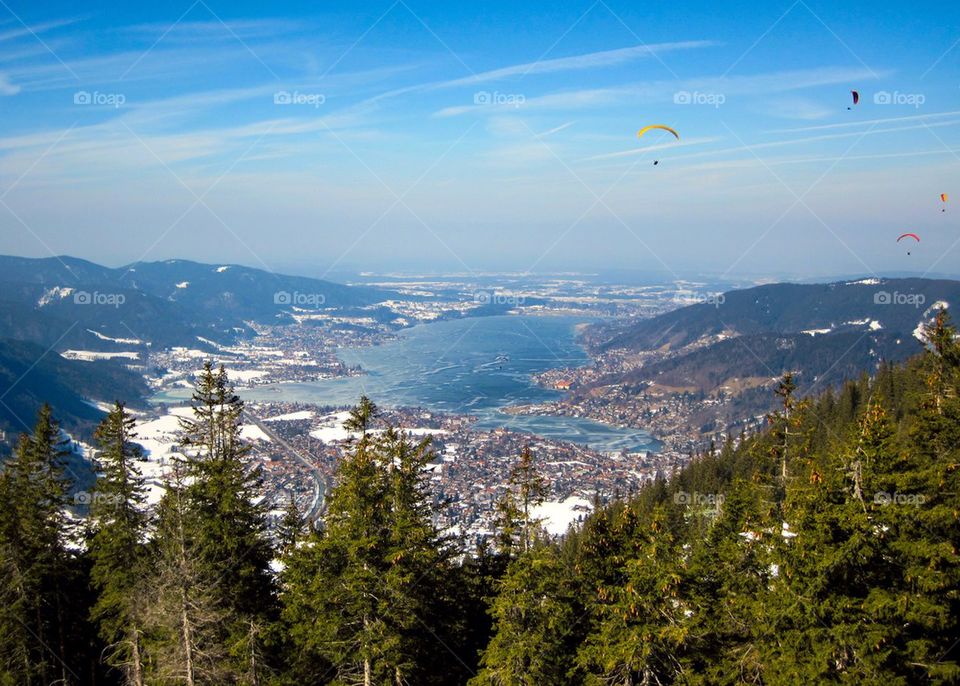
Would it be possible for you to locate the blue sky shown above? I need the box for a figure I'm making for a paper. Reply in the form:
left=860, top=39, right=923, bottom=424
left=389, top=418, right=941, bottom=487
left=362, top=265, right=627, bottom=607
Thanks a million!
left=0, top=0, right=958, bottom=279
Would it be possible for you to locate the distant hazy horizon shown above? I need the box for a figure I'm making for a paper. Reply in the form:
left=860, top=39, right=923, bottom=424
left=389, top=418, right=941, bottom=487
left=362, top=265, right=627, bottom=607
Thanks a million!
left=4, top=250, right=960, bottom=287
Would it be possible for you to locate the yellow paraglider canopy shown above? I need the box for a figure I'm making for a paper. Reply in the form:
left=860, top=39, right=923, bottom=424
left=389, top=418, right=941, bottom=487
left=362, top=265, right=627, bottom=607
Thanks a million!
left=637, top=125, right=680, bottom=140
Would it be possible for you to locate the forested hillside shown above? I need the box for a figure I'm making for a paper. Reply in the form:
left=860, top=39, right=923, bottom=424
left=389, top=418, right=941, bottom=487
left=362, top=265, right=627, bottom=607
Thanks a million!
left=1, top=313, right=958, bottom=685
left=473, top=310, right=960, bottom=685
left=0, top=338, right=149, bottom=437
left=597, top=278, right=960, bottom=352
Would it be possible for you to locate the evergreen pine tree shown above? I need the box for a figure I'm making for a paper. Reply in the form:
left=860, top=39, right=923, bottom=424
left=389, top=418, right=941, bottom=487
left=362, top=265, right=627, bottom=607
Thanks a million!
left=889, top=310, right=960, bottom=681
left=343, top=395, right=380, bottom=436
left=145, top=463, right=229, bottom=685
left=471, top=543, right=577, bottom=686
left=281, top=402, right=393, bottom=685
left=281, top=403, right=466, bottom=684
left=494, top=446, right=548, bottom=555
left=88, top=401, right=149, bottom=686
left=276, top=492, right=304, bottom=558
left=178, top=361, right=277, bottom=682
left=576, top=507, right=689, bottom=686
left=683, top=479, right=770, bottom=685
left=0, top=405, right=75, bottom=685
left=761, top=398, right=903, bottom=682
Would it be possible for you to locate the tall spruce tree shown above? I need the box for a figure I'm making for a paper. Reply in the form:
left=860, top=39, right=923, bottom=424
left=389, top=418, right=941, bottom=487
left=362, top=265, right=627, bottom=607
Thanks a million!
left=177, top=361, right=277, bottom=682
left=494, top=446, right=548, bottom=555
left=276, top=493, right=304, bottom=559
left=761, top=398, right=903, bottom=682
left=343, top=395, right=379, bottom=436
left=682, top=479, right=771, bottom=685
left=145, top=463, right=229, bottom=685
left=0, top=405, right=76, bottom=686
left=892, top=310, right=960, bottom=681
left=470, top=542, right=577, bottom=686
left=88, top=401, right=149, bottom=686
left=281, top=399, right=398, bottom=685
left=576, top=507, right=689, bottom=686
left=281, top=402, right=463, bottom=685
left=473, top=448, right=578, bottom=685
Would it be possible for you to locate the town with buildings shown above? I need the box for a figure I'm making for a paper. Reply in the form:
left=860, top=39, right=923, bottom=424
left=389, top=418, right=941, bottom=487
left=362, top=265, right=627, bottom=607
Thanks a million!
left=125, top=400, right=663, bottom=547
left=109, top=275, right=744, bottom=547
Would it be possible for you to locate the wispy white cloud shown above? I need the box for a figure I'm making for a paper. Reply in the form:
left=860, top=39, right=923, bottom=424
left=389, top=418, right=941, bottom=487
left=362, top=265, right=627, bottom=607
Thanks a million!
left=767, top=110, right=960, bottom=134
left=434, top=65, right=887, bottom=117
left=760, top=96, right=835, bottom=121
left=368, top=41, right=716, bottom=108
left=647, top=147, right=960, bottom=176
left=112, top=62, right=416, bottom=128
left=538, top=121, right=574, bottom=137
left=0, top=73, right=19, bottom=95
left=480, top=141, right=559, bottom=165
left=435, top=41, right=717, bottom=87
left=581, top=136, right=723, bottom=162
left=434, top=86, right=625, bottom=117
left=122, top=18, right=311, bottom=42
left=0, top=18, right=79, bottom=44
left=585, top=117, right=960, bottom=166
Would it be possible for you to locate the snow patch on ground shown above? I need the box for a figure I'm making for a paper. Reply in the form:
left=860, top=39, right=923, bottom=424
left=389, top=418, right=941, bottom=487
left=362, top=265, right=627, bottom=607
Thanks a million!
left=240, top=424, right=271, bottom=442
left=195, top=336, right=223, bottom=349
left=309, top=411, right=356, bottom=443
left=216, top=266, right=230, bottom=273
left=62, top=350, right=140, bottom=361
left=844, top=319, right=883, bottom=330
left=131, top=414, right=186, bottom=505
left=86, top=329, right=142, bottom=344
left=82, top=399, right=115, bottom=413
left=533, top=497, right=593, bottom=536
left=915, top=301, right=951, bottom=341
left=265, top=410, right=315, bottom=422
left=401, top=427, right=448, bottom=437
left=175, top=281, right=189, bottom=289
left=307, top=411, right=448, bottom=443
left=222, top=368, right=268, bottom=383
left=37, top=286, right=74, bottom=307
left=170, top=347, right=209, bottom=359
left=801, top=328, right=832, bottom=336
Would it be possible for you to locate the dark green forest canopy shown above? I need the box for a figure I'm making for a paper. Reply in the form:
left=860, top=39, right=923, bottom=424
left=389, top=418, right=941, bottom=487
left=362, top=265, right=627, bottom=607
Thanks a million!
left=1, top=312, right=959, bottom=685
left=471, top=311, right=960, bottom=685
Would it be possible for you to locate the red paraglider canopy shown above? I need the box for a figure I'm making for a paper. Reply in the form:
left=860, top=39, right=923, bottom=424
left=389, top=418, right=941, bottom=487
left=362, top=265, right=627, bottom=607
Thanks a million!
left=897, top=232, right=920, bottom=242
